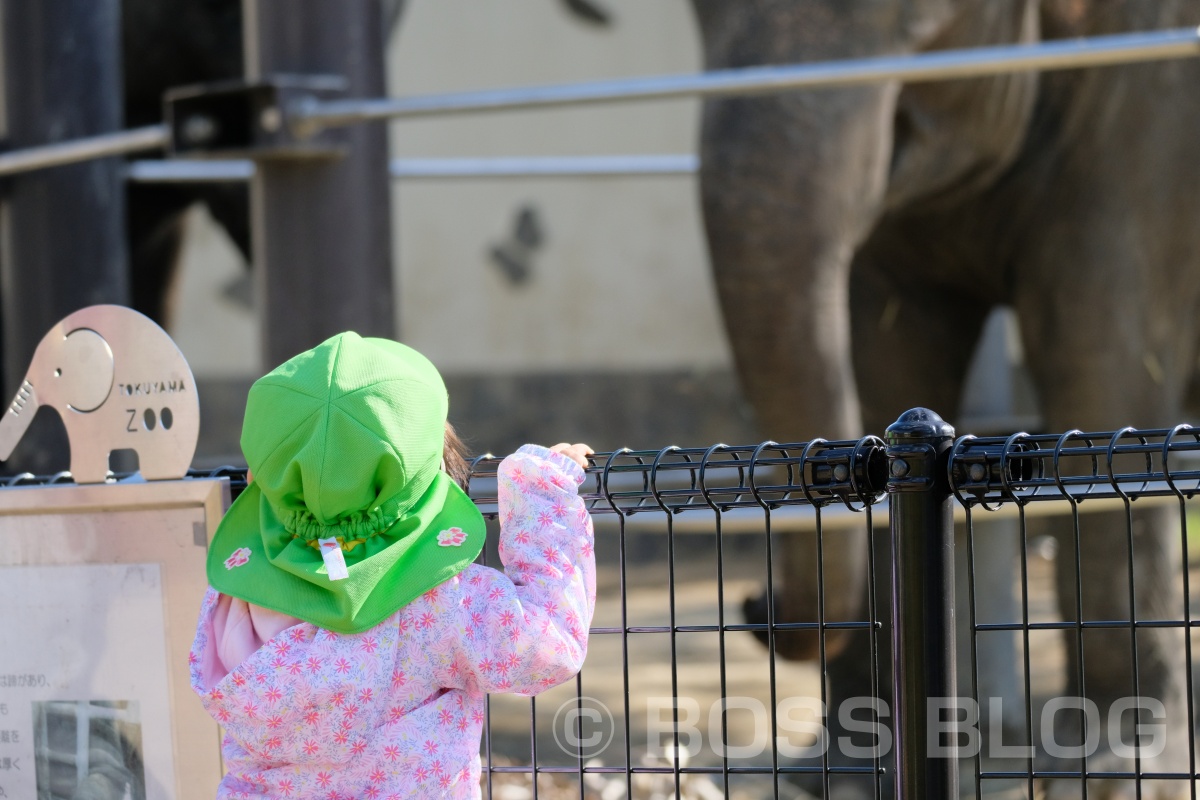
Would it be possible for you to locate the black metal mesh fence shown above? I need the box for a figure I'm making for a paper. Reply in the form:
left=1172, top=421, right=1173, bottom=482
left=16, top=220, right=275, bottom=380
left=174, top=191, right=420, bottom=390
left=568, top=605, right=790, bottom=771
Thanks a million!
left=5, top=417, right=1199, bottom=798
left=465, top=439, right=887, bottom=800
left=455, top=421, right=1200, bottom=799
left=951, top=427, right=1200, bottom=800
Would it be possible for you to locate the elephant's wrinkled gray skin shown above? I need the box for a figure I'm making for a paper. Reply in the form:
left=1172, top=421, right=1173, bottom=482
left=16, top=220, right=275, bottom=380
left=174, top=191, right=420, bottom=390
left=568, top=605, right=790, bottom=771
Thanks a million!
left=694, top=1, right=1200, bottom=797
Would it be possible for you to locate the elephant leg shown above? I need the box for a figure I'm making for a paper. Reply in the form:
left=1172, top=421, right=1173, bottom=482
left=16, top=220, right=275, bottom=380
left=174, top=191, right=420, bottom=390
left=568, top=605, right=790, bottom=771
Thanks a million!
left=821, top=223, right=999, bottom=798
left=703, top=80, right=902, bottom=665
left=848, top=219, right=994, bottom=749
left=850, top=222, right=1049, bottom=798
left=849, top=215, right=995, bottom=436
left=1016, top=289, right=1193, bottom=799
left=69, top=438, right=114, bottom=484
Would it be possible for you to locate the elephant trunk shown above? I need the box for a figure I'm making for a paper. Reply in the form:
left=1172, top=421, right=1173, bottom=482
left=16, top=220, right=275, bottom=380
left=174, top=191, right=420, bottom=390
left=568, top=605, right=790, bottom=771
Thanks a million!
left=0, top=380, right=39, bottom=462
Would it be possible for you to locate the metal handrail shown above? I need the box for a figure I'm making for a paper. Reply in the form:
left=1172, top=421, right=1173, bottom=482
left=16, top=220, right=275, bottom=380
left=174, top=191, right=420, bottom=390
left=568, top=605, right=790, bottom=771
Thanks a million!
left=124, top=154, right=699, bottom=182
left=0, top=27, right=1197, bottom=180
left=294, top=27, right=1200, bottom=131
left=0, top=124, right=166, bottom=179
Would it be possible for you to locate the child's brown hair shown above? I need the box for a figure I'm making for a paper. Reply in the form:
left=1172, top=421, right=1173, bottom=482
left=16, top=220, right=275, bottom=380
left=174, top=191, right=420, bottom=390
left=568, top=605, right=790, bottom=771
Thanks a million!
left=443, top=421, right=471, bottom=490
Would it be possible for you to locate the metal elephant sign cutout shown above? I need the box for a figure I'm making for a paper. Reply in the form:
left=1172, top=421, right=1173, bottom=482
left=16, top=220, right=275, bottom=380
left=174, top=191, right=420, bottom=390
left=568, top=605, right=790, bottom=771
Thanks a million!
left=0, top=305, right=199, bottom=482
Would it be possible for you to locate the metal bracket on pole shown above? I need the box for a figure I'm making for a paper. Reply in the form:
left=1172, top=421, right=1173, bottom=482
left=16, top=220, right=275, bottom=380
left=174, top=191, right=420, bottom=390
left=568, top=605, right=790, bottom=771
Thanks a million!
left=165, top=75, right=349, bottom=160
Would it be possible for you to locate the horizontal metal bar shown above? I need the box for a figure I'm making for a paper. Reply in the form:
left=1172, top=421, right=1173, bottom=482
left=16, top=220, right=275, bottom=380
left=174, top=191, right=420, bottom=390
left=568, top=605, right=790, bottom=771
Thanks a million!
left=976, top=619, right=1197, bottom=632
left=605, top=620, right=874, bottom=635
left=981, top=771, right=1199, bottom=780
left=295, top=27, right=1200, bottom=131
left=490, top=765, right=881, bottom=776
left=124, top=154, right=698, bottom=182
left=0, top=125, right=167, bottom=178
left=5, top=28, right=1196, bottom=178
left=125, top=159, right=255, bottom=183
left=392, top=154, right=697, bottom=177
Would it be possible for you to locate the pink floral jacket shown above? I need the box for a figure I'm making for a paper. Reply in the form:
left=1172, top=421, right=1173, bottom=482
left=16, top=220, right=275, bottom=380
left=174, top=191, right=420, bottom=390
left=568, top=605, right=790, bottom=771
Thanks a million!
left=190, top=445, right=596, bottom=799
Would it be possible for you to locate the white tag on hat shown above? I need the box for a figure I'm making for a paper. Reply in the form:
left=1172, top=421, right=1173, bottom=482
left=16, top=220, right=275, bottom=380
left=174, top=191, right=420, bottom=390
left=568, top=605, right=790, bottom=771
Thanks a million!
left=318, top=537, right=350, bottom=581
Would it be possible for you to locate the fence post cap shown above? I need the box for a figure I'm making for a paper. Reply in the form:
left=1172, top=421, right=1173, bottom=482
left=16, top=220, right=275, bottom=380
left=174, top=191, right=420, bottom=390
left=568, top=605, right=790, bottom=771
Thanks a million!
left=885, top=407, right=955, bottom=443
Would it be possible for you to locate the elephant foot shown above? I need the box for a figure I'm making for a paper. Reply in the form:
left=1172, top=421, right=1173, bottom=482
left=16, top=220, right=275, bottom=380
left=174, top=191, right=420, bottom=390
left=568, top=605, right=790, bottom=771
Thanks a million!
left=139, top=462, right=188, bottom=481
left=741, top=589, right=853, bottom=661
left=741, top=589, right=823, bottom=661
left=742, top=590, right=771, bottom=650
left=69, top=459, right=111, bottom=485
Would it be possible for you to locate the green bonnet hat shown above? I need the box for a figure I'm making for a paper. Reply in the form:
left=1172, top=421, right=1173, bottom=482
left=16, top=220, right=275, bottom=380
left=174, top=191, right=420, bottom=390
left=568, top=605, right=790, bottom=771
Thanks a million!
left=207, top=332, right=485, bottom=634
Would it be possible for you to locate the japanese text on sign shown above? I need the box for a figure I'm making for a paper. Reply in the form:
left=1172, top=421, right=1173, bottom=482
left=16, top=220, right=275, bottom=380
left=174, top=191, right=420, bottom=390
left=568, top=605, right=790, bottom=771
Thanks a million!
left=0, top=675, right=46, bottom=689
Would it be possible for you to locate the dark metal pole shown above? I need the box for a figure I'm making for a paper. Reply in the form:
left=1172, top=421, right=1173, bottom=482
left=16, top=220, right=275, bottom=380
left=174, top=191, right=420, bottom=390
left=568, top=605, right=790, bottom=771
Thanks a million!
left=0, top=0, right=129, bottom=475
left=887, top=407, right=958, bottom=799
left=243, top=0, right=395, bottom=369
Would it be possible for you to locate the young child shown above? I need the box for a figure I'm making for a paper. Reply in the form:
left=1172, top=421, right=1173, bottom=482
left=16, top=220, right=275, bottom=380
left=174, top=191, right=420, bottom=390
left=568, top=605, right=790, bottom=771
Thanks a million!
left=189, top=332, right=596, bottom=799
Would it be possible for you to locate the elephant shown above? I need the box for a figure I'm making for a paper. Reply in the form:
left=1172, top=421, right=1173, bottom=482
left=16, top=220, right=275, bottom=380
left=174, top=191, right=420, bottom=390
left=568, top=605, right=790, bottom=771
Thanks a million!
left=0, top=305, right=199, bottom=483
left=693, top=0, right=1200, bottom=797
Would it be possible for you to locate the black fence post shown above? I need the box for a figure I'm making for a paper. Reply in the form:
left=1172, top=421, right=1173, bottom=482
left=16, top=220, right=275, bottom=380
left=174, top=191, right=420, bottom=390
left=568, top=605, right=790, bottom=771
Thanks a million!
left=0, top=0, right=129, bottom=476
left=886, top=407, right=958, bottom=799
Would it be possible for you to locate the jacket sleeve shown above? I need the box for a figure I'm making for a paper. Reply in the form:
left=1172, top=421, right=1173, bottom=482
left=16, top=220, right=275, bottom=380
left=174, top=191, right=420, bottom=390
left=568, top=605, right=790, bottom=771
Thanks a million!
left=430, top=444, right=596, bottom=696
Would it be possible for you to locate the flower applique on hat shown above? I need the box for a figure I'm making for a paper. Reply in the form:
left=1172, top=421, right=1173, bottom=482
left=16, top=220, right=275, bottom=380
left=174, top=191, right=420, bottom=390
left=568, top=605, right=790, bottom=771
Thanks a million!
left=437, top=527, right=467, bottom=547
left=224, top=547, right=251, bottom=570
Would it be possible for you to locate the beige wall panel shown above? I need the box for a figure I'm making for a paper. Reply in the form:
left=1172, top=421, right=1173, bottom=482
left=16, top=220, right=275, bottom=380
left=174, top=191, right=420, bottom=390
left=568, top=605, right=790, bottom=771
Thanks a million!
left=394, top=176, right=730, bottom=372
left=386, top=0, right=729, bottom=373
left=388, top=0, right=701, bottom=156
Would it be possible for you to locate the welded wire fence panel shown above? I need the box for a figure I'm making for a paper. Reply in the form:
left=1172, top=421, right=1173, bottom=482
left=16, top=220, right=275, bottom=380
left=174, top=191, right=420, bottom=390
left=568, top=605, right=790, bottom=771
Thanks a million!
left=465, top=439, right=888, bottom=800
left=2, top=455, right=881, bottom=798
left=950, top=426, right=1200, bottom=799
left=18, top=422, right=1200, bottom=798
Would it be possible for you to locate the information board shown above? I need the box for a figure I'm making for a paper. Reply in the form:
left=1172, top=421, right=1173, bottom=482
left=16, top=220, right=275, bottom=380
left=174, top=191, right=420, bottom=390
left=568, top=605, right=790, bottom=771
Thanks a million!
left=0, top=478, right=227, bottom=800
